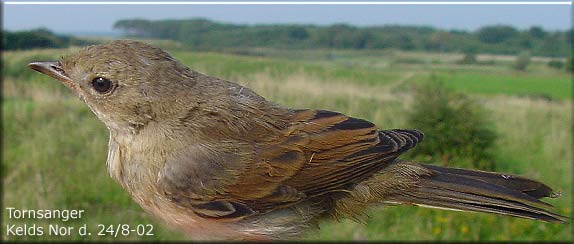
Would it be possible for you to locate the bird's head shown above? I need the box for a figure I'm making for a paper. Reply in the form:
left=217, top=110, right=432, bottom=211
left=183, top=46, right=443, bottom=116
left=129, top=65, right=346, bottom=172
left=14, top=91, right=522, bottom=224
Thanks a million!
left=28, top=40, right=197, bottom=134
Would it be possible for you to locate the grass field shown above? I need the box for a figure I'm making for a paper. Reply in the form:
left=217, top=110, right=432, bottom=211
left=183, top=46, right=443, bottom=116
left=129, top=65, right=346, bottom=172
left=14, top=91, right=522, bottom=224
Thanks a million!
left=2, top=46, right=572, bottom=241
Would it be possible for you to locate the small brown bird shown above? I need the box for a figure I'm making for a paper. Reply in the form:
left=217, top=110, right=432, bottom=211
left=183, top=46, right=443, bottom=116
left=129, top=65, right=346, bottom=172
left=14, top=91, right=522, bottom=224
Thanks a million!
left=29, top=40, right=565, bottom=240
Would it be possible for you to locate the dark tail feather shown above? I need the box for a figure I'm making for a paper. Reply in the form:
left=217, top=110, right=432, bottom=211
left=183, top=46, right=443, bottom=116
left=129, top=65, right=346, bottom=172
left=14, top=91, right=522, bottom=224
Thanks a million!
left=386, top=163, right=567, bottom=223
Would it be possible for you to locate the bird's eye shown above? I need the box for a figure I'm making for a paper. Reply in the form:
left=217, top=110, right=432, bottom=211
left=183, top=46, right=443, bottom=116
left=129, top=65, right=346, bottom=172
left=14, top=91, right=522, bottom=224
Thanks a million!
left=91, top=77, right=114, bottom=94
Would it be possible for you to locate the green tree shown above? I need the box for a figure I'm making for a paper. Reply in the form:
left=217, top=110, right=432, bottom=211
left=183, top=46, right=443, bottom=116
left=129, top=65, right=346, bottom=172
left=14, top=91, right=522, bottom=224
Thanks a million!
left=477, top=25, right=518, bottom=44
left=540, top=33, right=563, bottom=57
left=2, top=28, right=90, bottom=50
left=428, top=31, right=451, bottom=52
left=111, top=19, right=571, bottom=57
left=528, top=26, right=546, bottom=39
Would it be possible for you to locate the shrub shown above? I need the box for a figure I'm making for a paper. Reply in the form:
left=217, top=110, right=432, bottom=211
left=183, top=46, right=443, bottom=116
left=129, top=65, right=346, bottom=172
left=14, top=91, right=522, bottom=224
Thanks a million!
left=513, top=51, right=531, bottom=71
left=407, top=81, right=498, bottom=170
left=458, top=50, right=477, bottom=65
left=393, top=56, right=426, bottom=65
left=547, top=59, right=564, bottom=70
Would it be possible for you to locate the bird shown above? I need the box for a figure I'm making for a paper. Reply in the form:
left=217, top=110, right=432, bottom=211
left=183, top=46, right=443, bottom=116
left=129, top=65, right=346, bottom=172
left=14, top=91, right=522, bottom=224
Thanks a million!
left=28, top=40, right=566, bottom=240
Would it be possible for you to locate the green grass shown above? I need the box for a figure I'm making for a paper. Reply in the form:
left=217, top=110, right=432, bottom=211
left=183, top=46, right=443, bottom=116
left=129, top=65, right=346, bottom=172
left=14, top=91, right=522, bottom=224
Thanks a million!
left=171, top=50, right=407, bottom=87
left=2, top=47, right=572, bottom=241
left=407, top=70, right=571, bottom=100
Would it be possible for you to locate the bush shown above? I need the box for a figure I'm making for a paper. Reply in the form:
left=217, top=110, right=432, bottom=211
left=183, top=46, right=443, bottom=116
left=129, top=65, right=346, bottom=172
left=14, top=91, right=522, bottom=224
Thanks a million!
left=458, top=51, right=477, bottom=64
left=513, top=51, right=531, bottom=71
left=547, top=59, right=564, bottom=69
left=407, top=81, right=498, bottom=170
left=393, top=56, right=427, bottom=65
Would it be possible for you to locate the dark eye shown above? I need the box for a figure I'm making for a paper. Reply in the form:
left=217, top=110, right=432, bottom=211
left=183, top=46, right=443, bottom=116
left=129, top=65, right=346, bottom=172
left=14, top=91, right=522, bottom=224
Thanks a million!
left=91, top=77, right=114, bottom=94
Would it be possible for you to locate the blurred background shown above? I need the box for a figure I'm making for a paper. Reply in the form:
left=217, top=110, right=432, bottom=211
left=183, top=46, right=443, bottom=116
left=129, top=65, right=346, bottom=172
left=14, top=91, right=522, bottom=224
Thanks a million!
left=2, top=1, right=572, bottom=241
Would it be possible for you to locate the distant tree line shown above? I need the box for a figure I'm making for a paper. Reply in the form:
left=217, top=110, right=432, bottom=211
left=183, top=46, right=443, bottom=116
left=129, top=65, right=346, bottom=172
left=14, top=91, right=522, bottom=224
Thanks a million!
left=2, top=28, right=92, bottom=50
left=114, top=18, right=572, bottom=57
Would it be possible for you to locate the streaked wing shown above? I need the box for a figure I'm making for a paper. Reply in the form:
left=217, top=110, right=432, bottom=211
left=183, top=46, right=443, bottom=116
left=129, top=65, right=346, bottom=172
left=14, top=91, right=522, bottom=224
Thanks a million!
left=224, top=109, right=423, bottom=214
left=161, top=109, right=423, bottom=220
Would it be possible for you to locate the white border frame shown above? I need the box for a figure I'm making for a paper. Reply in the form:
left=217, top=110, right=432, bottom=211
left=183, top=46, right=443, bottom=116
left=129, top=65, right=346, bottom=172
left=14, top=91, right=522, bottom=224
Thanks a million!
left=4, top=2, right=573, bottom=5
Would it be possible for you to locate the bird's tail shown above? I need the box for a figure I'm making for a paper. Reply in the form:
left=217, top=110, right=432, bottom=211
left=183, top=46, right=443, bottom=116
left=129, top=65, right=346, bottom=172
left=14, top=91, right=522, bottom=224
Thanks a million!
left=336, top=161, right=568, bottom=223
left=386, top=162, right=567, bottom=222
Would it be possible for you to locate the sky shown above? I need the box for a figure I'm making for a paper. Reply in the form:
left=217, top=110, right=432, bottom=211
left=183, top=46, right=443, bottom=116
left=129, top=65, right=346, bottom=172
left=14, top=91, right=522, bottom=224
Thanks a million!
left=2, top=1, right=572, bottom=35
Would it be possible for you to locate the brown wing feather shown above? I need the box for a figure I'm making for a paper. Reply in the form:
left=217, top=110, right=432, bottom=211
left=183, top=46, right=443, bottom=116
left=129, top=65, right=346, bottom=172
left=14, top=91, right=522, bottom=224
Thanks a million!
left=226, top=109, right=423, bottom=212
left=162, top=109, right=423, bottom=220
left=284, top=110, right=423, bottom=195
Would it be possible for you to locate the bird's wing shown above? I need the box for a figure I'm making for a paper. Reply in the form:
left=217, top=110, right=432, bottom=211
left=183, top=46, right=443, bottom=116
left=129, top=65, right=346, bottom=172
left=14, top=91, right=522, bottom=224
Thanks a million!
left=160, top=109, right=423, bottom=220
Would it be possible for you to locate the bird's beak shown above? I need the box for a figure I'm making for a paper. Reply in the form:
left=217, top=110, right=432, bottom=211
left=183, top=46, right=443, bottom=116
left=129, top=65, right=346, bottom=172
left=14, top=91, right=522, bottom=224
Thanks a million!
left=28, top=61, right=79, bottom=91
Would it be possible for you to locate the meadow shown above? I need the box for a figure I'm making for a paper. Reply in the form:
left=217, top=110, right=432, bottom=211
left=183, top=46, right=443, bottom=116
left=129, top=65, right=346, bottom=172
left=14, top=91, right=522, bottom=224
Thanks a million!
left=2, top=46, right=572, bottom=241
